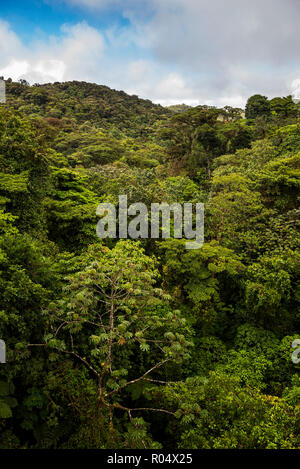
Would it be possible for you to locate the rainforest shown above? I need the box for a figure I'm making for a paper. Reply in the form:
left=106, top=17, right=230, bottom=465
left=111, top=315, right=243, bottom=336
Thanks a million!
left=0, top=80, right=299, bottom=449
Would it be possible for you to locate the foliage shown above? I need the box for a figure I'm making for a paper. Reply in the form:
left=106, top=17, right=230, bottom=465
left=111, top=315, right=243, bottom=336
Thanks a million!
left=0, top=80, right=299, bottom=449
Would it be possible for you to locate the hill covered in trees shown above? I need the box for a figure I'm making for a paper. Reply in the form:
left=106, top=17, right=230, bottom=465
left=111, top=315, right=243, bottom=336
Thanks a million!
left=0, top=80, right=299, bottom=449
left=5, top=79, right=171, bottom=137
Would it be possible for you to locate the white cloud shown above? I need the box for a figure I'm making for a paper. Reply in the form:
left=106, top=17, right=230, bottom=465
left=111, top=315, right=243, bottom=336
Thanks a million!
left=2, top=1, right=300, bottom=107
left=127, top=60, right=152, bottom=82
left=152, top=73, right=200, bottom=106
left=109, top=0, right=300, bottom=105
left=0, top=17, right=203, bottom=106
left=0, top=60, right=30, bottom=80
left=0, top=20, right=25, bottom=59
left=0, top=21, right=104, bottom=84
left=290, top=79, right=300, bottom=100
left=34, top=60, right=66, bottom=82
left=217, top=95, right=245, bottom=109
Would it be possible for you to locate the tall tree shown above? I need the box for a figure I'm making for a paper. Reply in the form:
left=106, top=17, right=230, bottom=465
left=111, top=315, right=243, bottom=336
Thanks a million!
left=245, top=94, right=271, bottom=120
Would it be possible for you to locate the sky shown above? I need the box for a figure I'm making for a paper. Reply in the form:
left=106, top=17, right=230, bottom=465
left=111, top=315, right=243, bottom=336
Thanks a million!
left=1, top=0, right=300, bottom=107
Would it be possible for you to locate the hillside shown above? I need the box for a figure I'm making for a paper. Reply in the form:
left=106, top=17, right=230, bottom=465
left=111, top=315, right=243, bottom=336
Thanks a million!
left=167, top=104, right=192, bottom=113
left=5, top=80, right=171, bottom=138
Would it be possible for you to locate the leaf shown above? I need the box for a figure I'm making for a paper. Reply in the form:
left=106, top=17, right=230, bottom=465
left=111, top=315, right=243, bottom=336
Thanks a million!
left=140, top=343, right=150, bottom=352
left=0, top=381, right=9, bottom=397
left=4, top=397, right=18, bottom=408
left=0, top=400, right=12, bottom=418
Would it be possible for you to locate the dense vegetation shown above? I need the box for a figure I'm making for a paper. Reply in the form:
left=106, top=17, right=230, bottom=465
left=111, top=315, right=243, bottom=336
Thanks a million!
left=0, top=81, right=299, bottom=449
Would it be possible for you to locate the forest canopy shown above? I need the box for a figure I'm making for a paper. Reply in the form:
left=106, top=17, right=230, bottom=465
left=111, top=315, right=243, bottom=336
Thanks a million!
left=0, top=80, right=299, bottom=449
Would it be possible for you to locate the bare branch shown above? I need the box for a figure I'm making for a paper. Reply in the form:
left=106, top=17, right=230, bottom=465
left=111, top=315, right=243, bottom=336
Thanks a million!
left=104, top=358, right=171, bottom=398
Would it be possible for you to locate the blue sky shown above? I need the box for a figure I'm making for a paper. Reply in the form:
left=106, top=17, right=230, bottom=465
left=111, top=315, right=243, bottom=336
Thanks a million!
left=1, top=0, right=300, bottom=107
left=0, top=0, right=132, bottom=41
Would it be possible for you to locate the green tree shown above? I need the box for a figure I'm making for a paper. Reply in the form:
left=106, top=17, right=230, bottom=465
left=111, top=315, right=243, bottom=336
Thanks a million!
left=157, top=372, right=299, bottom=449
left=270, top=96, right=297, bottom=119
left=245, top=94, right=271, bottom=120
left=40, top=241, right=191, bottom=446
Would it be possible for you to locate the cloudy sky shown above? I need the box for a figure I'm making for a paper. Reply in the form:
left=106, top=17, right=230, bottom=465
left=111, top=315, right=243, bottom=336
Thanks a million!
left=1, top=0, right=300, bottom=107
